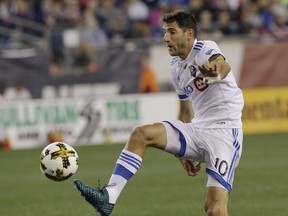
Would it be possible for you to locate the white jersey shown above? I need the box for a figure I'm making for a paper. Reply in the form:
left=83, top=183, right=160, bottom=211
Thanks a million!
left=170, top=39, right=244, bottom=128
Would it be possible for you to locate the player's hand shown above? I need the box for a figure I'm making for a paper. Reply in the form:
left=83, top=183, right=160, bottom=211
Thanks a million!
left=179, top=159, right=201, bottom=177
left=199, top=64, right=221, bottom=85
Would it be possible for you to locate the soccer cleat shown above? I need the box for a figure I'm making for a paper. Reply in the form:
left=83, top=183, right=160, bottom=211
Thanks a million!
left=74, top=179, right=114, bottom=216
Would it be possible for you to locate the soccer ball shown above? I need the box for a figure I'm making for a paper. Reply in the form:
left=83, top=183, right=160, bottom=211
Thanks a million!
left=40, top=142, right=79, bottom=181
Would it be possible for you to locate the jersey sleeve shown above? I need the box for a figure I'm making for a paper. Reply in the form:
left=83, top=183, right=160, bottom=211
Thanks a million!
left=195, top=41, right=225, bottom=66
left=170, top=57, right=189, bottom=100
left=173, top=85, right=189, bottom=100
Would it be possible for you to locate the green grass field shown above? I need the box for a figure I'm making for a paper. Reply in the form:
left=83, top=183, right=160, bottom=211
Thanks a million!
left=1, top=133, right=288, bottom=216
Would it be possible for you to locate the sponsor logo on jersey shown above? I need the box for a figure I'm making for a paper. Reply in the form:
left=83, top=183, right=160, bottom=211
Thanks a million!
left=194, top=77, right=208, bottom=91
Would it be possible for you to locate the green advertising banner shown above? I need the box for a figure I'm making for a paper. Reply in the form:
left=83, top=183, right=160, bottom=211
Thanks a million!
left=0, top=93, right=178, bottom=150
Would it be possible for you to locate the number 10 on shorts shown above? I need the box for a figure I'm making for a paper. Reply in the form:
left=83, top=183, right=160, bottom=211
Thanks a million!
left=214, top=158, right=228, bottom=176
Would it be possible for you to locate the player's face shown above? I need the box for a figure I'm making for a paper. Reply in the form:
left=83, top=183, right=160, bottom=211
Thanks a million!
left=163, top=21, right=192, bottom=60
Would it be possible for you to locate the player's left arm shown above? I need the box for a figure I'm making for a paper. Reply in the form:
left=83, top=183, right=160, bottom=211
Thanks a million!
left=199, top=54, right=231, bottom=85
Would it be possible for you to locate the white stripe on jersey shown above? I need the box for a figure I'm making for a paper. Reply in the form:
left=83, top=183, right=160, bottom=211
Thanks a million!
left=170, top=39, right=244, bottom=128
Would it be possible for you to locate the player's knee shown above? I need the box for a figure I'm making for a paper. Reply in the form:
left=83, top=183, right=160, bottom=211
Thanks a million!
left=204, top=200, right=228, bottom=216
left=129, top=126, right=149, bottom=147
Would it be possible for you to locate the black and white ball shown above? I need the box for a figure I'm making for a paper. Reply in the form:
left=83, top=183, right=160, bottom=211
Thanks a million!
left=40, top=142, right=79, bottom=181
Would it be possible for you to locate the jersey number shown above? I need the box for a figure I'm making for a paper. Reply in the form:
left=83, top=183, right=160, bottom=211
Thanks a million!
left=214, top=158, right=228, bottom=176
left=183, top=85, right=193, bottom=94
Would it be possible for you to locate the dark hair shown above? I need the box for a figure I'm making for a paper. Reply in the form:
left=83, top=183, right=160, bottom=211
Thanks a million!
left=163, top=9, right=197, bottom=37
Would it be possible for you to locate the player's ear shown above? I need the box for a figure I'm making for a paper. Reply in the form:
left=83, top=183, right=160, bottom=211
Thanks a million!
left=187, top=29, right=194, bottom=40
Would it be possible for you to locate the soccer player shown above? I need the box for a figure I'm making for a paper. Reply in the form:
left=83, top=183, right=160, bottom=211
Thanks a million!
left=74, top=9, right=244, bottom=216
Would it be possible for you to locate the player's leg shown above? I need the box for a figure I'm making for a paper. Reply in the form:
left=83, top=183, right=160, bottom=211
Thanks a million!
left=106, top=123, right=167, bottom=204
left=124, top=122, right=168, bottom=157
left=202, top=128, right=243, bottom=216
left=74, top=120, right=200, bottom=215
left=108, top=120, right=201, bottom=204
left=74, top=122, right=169, bottom=215
left=204, top=184, right=229, bottom=216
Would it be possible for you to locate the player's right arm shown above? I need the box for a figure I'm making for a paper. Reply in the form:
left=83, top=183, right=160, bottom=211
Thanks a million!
left=177, top=100, right=201, bottom=176
left=178, top=99, right=193, bottom=123
left=179, top=159, right=201, bottom=177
